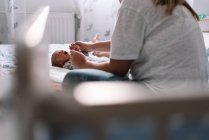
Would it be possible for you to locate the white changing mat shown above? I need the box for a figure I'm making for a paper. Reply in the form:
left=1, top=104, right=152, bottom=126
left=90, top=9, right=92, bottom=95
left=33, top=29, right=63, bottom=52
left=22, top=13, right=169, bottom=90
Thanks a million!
left=0, top=44, right=109, bottom=84
left=49, top=44, right=109, bottom=83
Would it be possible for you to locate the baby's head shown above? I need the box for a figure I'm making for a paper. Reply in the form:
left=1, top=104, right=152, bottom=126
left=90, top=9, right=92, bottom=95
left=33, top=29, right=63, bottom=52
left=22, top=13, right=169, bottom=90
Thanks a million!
left=51, top=50, right=70, bottom=67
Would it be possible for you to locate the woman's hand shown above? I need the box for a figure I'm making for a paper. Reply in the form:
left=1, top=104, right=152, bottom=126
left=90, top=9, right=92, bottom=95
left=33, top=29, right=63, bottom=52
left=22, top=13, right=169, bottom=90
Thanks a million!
left=69, top=43, right=81, bottom=52
left=70, top=50, right=87, bottom=69
left=70, top=42, right=94, bottom=52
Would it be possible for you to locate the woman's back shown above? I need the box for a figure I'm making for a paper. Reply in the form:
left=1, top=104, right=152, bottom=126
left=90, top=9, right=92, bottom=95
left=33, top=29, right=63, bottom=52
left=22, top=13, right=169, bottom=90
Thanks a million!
left=112, top=0, right=208, bottom=92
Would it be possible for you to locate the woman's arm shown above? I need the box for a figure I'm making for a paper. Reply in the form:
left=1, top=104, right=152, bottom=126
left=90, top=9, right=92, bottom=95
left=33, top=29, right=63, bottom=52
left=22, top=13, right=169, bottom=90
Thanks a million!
left=70, top=50, right=132, bottom=76
left=91, top=41, right=111, bottom=51
left=72, top=41, right=111, bottom=52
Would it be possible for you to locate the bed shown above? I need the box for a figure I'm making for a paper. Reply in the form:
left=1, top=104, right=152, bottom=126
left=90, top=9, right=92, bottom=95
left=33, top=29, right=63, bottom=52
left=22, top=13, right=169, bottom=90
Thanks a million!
left=0, top=44, right=109, bottom=91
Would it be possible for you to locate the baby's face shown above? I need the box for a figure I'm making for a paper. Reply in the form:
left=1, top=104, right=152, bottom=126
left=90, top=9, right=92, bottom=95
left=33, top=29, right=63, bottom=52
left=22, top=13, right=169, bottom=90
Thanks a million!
left=53, top=50, right=70, bottom=67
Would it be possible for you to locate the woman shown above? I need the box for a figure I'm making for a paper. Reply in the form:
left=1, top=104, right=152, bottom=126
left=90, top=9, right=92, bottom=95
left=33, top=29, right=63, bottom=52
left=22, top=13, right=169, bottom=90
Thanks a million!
left=63, top=0, right=208, bottom=94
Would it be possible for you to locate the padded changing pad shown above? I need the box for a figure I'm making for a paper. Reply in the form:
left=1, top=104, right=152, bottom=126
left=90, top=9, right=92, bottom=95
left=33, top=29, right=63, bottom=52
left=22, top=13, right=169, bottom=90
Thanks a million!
left=0, top=44, right=109, bottom=84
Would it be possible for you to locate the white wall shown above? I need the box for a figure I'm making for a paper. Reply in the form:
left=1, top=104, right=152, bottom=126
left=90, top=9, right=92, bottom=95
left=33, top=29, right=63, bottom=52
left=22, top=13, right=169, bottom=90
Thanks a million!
left=0, top=0, right=7, bottom=44
left=76, top=0, right=120, bottom=41
left=0, top=0, right=208, bottom=44
left=194, top=0, right=209, bottom=15
left=0, top=0, right=77, bottom=44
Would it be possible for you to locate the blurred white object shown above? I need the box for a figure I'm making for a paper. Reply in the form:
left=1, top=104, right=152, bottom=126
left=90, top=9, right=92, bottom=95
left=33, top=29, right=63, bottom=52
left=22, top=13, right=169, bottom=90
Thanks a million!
left=74, top=82, right=151, bottom=106
left=203, top=32, right=209, bottom=49
left=16, top=6, right=50, bottom=93
left=14, top=6, right=50, bottom=140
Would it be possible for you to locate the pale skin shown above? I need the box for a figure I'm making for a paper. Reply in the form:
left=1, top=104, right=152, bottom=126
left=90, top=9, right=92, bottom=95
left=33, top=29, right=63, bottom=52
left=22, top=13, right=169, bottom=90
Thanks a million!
left=70, top=42, right=133, bottom=76
left=71, top=41, right=111, bottom=52
left=70, top=34, right=110, bottom=58
left=92, top=51, right=110, bottom=58
left=51, top=50, right=71, bottom=67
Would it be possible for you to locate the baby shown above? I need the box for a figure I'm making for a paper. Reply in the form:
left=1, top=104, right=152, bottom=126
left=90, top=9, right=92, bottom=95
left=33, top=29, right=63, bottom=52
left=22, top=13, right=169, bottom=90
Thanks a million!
left=51, top=50, right=74, bottom=69
left=51, top=34, right=109, bottom=69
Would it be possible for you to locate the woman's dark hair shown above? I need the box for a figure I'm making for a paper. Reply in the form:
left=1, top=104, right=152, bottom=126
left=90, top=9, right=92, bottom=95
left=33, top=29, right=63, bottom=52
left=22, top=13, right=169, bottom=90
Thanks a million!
left=153, top=0, right=199, bottom=20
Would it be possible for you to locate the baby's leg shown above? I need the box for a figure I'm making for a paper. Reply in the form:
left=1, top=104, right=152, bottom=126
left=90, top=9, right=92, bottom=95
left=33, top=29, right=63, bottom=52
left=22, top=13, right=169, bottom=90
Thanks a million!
left=92, top=34, right=100, bottom=43
left=93, top=51, right=110, bottom=58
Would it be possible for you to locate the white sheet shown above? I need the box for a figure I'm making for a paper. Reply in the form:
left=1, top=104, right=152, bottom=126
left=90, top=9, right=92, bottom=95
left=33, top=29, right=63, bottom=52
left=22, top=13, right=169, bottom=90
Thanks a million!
left=0, top=44, right=109, bottom=84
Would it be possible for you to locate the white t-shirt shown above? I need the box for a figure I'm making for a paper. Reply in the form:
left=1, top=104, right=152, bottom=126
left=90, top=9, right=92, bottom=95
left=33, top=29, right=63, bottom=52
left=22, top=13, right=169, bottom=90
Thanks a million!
left=110, top=0, right=208, bottom=92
